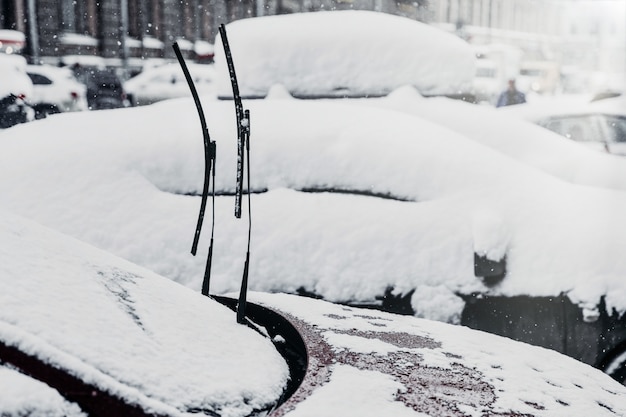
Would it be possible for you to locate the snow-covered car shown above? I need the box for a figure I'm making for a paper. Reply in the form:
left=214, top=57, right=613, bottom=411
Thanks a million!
left=0, top=53, right=34, bottom=128
left=26, top=64, right=88, bottom=118
left=213, top=10, right=476, bottom=100
left=124, top=63, right=216, bottom=106
left=2, top=11, right=626, bottom=386
left=2, top=210, right=626, bottom=416
left=499, top=95, right=626, bottom=156
left=359, top=88, right=626, bottom=193
left=72, top=66, right=129, bottom=110
left=213, top=11, right=626, bottom=193
left=472, top=58, right=503, bottom=104
left=0, top=29, right=26, bottom=54
left=516, top=60, right=561, bottom=95
left=3, top=92, right=626, bottom=383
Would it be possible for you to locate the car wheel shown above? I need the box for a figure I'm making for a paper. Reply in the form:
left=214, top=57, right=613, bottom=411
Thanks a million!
left=603, top=348, right=626, bottom=385
left=34, top=104, right=60, bottom=120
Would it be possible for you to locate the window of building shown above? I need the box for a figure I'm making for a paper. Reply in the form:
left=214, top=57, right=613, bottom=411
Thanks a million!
left=59, top=0, right=97, bottom=36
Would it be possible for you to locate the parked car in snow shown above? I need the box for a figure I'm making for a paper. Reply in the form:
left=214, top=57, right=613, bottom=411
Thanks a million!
left=2, top=211, right=626, bottom=416
left=516, top=60, right=560, bottom=95
left=3, top=11, right=626, bottom=387
left=71, top=65, right=129, bottom=110
left=124, top=63, right=216, bottom=106
left=0, top=29, right=25, bottom=54
left=0, top=53, right=34, bottom=128
left=213, top=10, right=476, bottom=100
left=472, top=58, right=503, bottom=104
left=499, top=96, right=626, bottom=156
left=26, top=64, right=88, bottom=118
left=3, top=90, right=626, bottom=384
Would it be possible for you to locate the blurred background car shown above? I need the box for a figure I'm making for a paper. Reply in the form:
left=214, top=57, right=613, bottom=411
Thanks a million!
left=124, top=63, right=216, bottom=106
left=500, top=96, right=626, bottom=156
left=71, top=65, right=129, bottom=110
left=472, top=58, right=502, bottom=104
left=26, top=64, right=88, bottom=119
left=516, top=60, right=561, bottom=95
left=536, top=112, right=626, bottom=155
left=0, top=53, right=34, bottom=128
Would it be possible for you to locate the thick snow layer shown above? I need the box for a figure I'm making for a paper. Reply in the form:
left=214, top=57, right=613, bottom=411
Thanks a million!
left=213, top=11, right=475, bottom=98
left=0, top=210, right=289, bottom=416
left=2, top=96, right=626, bottom=323
left=2, top=211, right=625, bottom=416
left=253, top=292, right=626, bottom=416
left=358, top=87, right=626, bottom=192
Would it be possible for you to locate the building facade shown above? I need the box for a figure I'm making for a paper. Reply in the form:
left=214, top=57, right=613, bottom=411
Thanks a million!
left=1, top=0, right=622, bottom=86
left=0, top=0, right=427, bottom=70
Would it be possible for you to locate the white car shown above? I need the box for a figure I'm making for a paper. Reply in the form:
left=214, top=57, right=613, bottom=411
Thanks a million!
left=26, top=64, right=88, bottom=118
left=124, top=62, right=216, bottom=106
left=472, top=58, right=504, bottom=104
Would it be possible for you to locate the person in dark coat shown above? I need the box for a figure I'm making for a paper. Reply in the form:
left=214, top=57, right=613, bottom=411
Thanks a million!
left=496, top=79, right=526, bottom=107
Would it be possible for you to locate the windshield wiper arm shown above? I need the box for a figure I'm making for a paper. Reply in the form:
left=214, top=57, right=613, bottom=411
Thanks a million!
left=173, top=42, right=217, bottom=297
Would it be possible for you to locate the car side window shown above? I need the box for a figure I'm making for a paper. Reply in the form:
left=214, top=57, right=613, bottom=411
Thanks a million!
left=28, top=73, right=53, bottom=85
left=541, top=116, right=602, bottom=143
left=605, top=116, right=626, bottom=143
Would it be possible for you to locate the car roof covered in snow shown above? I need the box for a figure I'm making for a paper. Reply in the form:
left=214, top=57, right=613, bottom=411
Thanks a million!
left=213, top=11, right=475, bottom=99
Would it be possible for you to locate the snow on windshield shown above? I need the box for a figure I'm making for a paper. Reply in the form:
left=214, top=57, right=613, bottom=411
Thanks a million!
left=2, top=94, right=626, bottom=324
left=213, top=10, right=475, bottom=98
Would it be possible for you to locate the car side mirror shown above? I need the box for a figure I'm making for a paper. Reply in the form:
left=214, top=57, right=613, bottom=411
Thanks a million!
left=474, top=252, right=506, bottom=286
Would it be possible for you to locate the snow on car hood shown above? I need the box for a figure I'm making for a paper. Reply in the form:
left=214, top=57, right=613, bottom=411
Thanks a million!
left=213, top=11, right=475, bottom=98
left=1, top=97, right=626, bottom=323
left=252, top=292, right=626, bottom=416
left=0, top=210, right=289, bottom=416
left=3, top=208, right=625, bottom=416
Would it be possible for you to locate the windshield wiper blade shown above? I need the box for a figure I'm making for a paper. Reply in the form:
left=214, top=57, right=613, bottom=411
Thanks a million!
left=219, top=23, right=252, bottom=324
left=173, top=42, right=216, bottom=297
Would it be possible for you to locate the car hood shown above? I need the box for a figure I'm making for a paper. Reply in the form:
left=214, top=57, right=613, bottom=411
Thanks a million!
left=251, top=292, right=626, bottom=417
left=2, top=209, right=625, bottom=416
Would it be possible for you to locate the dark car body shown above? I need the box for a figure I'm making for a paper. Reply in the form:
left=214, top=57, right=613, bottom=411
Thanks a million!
left=73, top=67, right=128, bottom=110
left=0, top=93, right=33, bottom=128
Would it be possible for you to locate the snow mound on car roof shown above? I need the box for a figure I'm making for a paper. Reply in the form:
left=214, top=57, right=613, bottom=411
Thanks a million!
left=0, top=210, right=289, bottom=417
left=214, top=10, right=475, bottom=98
